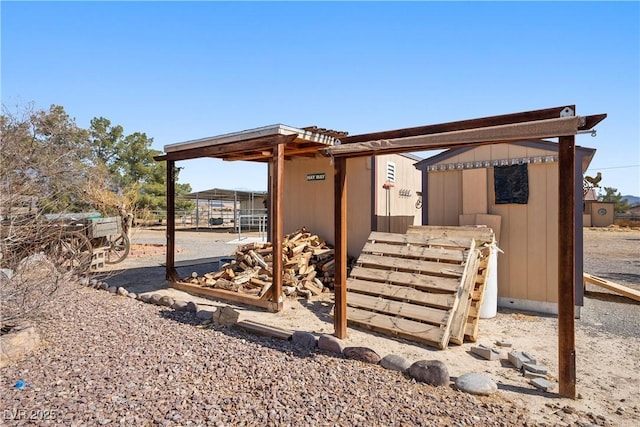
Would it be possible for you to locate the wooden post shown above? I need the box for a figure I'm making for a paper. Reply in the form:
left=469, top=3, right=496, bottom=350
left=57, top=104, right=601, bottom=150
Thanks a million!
left=166, top=160, right=177, bottom=281
left=334, top=157, right=348, bottom=339
left=269, top=143, right=284, bottom=312
left=558, top=135, right=576, bottom=398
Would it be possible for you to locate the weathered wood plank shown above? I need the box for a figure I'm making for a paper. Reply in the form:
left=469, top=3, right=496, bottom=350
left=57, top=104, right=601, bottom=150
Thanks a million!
left=350, top=265, right=461, bottom=292
left=347, top=278, right=457, bottom=309
left=346, top=306, right=447, bottom=349
left=349, top=266, right=461, bottom=293
left=347, top=292, right=451, bottom=326
left=357, top=253, right=464, bottom=278
left=171, top=281, right=278, bottom=311
left=448, top=248, right=480, bottom=345
left=235, top=320, right=292, bottom=341
left=407, top=225, right=495, bottom=243
left=368, top=231, right=473, bottom=249
left=362, top=241, right=464, bottom=263
left=584, top=273, right=640, bottom=302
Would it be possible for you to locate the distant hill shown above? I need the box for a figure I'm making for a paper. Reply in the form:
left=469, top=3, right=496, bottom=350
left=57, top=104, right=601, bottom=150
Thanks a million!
left=622, top=195, right=640, bottom=205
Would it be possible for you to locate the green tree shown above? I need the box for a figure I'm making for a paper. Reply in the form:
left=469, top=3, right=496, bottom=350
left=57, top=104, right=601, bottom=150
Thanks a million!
left=599, top=187, right=630, bottom=214
left=86, top=115, right=193, bottom=215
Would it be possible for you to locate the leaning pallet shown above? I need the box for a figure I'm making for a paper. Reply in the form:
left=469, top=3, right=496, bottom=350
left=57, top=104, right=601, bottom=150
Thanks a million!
left=344, top=231, right=482, bottom=350
left=406, top=225, right=496, bottom=343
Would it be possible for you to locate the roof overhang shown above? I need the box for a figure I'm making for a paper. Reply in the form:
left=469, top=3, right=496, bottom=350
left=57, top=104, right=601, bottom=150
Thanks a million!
left=156, top=124, right=342, bottom=163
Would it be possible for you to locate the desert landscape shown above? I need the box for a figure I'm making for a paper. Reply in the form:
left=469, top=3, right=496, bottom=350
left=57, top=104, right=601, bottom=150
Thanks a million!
left=1, top=225, right=638, bottom=426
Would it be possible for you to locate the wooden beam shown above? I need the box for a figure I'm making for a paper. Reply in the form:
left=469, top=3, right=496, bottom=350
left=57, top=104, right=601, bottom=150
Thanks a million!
left=166, top=160, right=176, bottom=281
left=161, top=134, right=298, bottom=162
left=583, top=273, right=640, bottom=302
left=558, top=135, right=577, bottom=399
left=325, top=116, right=581, bottom=159
left=340, top=105, right=575, bottom=144
left=334, top=157, right=348, bottom=339
left=579, top=114, right=607, bottom=131
left=268, top=142, right=284, bottom=312
left=222, top=144, right=326, bottom=162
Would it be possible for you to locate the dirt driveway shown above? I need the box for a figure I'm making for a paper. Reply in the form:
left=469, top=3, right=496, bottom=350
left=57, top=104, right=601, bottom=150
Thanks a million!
left=96, top=225, right=640, bottom=426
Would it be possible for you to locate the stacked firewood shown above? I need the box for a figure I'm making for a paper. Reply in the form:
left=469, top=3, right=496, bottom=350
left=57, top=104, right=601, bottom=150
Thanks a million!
left=184, top=228, right=336, bottom=299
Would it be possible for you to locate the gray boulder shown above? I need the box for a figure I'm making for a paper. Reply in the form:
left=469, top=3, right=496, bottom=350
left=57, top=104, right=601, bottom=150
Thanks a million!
left=380, top=354, right=412, bottom=372
left=292, top=331, right=317, bottom=350
left=116, top=287, right=128, bottom=297
left=407, top=360, right=450, bottom=386
left=158, top=295, right=174, bottom=307
left=172, top=300, right=188, bottom=311
left=186, top=301, right=198, bottom=313
left=212, top=306, right=239, bottom=327
left=196, top=310, right=215, bottom=321
left=455, top=373, right=498, bottom=396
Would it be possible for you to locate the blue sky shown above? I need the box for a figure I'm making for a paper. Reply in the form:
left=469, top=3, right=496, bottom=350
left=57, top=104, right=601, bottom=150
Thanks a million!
left=2, top=1, right=639, bottom=196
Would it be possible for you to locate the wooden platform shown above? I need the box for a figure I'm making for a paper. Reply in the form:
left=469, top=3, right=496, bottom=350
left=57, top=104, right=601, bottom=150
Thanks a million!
left=407, top=225, right=496, bottom=343
left=345, top=229, right=494, bottom=349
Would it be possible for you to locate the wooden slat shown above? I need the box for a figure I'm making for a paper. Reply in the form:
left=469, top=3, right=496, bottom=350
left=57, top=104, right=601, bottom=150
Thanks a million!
left=357, top=253, right=464, bottom=278
left=347, top=274, right=460, bottom=307
left=368, top=231, right=473, bottom=249
left=346, top=306, right=447, bottom=349
left=347, top=278, right=457, bottom=309
left=407, top=225, right=495, bottom=243
left=448, top=247, right=480, bottom=345
left=584, top=273, right=640, bottom=302
left=347, top=292, right=450, bottom=326
left=362, top=241, right=464, bottom=263
left=235, top=320, right=293, bottom=341
left=348, top=270, right=459, bottom=299
left=170, top=281, right=278, bottom=311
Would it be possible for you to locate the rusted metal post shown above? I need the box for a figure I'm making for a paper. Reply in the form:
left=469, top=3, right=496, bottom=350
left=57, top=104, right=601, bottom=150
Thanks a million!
left=269, top=143, right=284, bottom=312
left=334, top=157, right=348, bottom=339
left=166, top=160, right=176, bottom=281
left=558, top=135, right=577, bottom=398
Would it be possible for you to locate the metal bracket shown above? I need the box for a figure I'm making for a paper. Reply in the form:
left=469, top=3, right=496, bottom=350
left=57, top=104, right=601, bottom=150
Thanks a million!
left=560, top=107, right=575, bottom=117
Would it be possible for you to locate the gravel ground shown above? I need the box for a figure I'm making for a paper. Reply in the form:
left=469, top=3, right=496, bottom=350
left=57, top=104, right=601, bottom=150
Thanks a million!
left=580, top=227, right=640, bottom=338
left=1, top=226, right=637, bottom=426
left=1, top=287, right=529, bottom=426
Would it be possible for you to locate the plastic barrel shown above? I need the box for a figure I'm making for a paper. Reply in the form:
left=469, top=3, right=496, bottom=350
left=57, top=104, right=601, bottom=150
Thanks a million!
left=479, top=245, right=498, bottom=319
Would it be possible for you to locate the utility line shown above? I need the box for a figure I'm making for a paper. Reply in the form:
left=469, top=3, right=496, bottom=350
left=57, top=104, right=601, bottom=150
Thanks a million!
left=585, top=164, right=639, bottom=171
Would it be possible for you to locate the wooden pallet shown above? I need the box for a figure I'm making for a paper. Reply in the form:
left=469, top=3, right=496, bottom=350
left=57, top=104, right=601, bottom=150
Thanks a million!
left=345, top=231, right=480, bottom=349
left=407, top=225, right=496, bottom=343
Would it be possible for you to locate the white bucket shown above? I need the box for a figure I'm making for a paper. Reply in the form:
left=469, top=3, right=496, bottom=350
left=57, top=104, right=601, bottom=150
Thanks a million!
left=479, top=244, right=499, bottom=319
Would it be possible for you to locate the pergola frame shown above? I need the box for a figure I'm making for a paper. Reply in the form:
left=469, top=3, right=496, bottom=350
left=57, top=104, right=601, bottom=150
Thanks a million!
left=155, top=105, right=606, bottom=399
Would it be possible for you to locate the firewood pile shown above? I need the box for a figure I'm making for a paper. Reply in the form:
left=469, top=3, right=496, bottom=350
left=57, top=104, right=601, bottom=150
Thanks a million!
left=183, top=228, right=336, bottom=299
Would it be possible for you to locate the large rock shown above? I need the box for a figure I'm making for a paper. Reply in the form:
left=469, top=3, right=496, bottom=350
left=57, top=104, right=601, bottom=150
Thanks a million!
left=196, top=310, right=215, bottom=321
left=212, top=306, right=239, bottom=327
left=116, top=287, right=128, bottom=297
left=186, top=301, right=199, bottom=313
left=318, top=334, right=343, bottom=354
left=343, top=347, right=381, bottom=364
left=0, top=324, right=41, bottom=368
left=171, top=300, right=188, bottom=311
left=407, top=360, right=450, bottom=386
left=292, top=331, right=317, bottom=350
left=158, top=296, right=174, bottom=307
left=380, top=354, right=412, bottom=372
left=455, top=373, right=498, bottom=396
